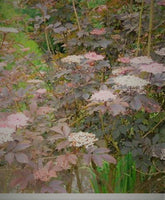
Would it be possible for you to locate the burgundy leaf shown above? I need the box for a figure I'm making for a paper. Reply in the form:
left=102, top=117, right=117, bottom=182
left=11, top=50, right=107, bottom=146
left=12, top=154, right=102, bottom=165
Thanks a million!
left=29, top=101, right=38, bottom=113
left=50, top=126, right=63, bottom=134
left=62, top=124, right=70, bottom=137
left=86, top=146, right=96, bottom=154
left=132, top=95, right=161, bottom=113
left=5, top=152, right=14, bottom=165
left=13, top=143, right=31, bottom=152
left=83, top=154, right=92, bottom=165
left=0, top=150, right=5, bottom=157
left=11, top=176, right=28, bottom=190
left=56, top=155, right=70, bottom=170
left=67, top=154, right=77, bottom=165
left=110, top=103, right=126, bottom=116
left=49, top=180, right=67, bottom=193
left=49, top=134, right=65, bottom=142
left=44, top=160, right=53, bottom=170
left=94, top=148, right=110, bottom=154
left=7, top=141, right=17, bottom=152
left=41, top=186, right=54, bottom=193
left=10, top=169, right=34, bottom=190
left=15, top=152, right=29, bottom=163
left=92, top=154, right=103, bottom=167
left=130, top=96, right=142, bottom=110
left=101, top=154, right=117, bottom=164
left=10, top=177, right=23, bottom=188
left=56, top=140, right=69, bottom=151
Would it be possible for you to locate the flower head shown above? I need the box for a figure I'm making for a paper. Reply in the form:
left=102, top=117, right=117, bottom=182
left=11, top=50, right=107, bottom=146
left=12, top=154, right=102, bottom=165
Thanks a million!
left=0, top=126, right=15, bottom=144
left=90, top=90, right=117, bottom=102
left=84, top=52, right=105, bottom=61
left=117, top=57, right=130, bottom=64
left=96, top=5, right=108, bottom=13
left=157, top=1, right=165, bottom=6
left=112, top=75, right=149, bottom=89
left=68, top=131, right=98, bottom=148
left=130, top=56, right=153, bottom=66
left=90, top=28, right=106, bottom=35
left=61, top=55, right=84, bottom=64
left=37, top=106, right=55, bottom=115
left=112, top=67, right=133, bottom=75
left=0, top=62, right=7, bottom=67
left=7, top=113, right=29, bottom=128
left=139, top=62, right=165, bottom=74
left=155, top=48, right=165, bottom=56
left=36, top=88, right=47, bottom=94
left=34, top=162, right=57, bottom=182
left=27, top=79, right=44, bottom=84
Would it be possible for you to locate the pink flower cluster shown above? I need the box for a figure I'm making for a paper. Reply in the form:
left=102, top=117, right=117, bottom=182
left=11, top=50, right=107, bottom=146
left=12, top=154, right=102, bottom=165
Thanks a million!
left=7, top=113, right=29, bottom=128
left=37, top=106, right=55, bottom=115
left=84, top=52, right=105, bottom=61
left=34, top=162, right=57, bottom=182
left=139, top=63, right=165, bottom=74
left=90, top=28, right=106, bottom=35
left=117, top=57, right=130, bottom=64
left=96, top=5, right=108, bottom=13
left=90, top=90, right=117, bottom=102
left=36, top=88, right=47, bottom=94
left=157, top=0, right=165, bottom=6
left=112, top=67, right=133, bottom=75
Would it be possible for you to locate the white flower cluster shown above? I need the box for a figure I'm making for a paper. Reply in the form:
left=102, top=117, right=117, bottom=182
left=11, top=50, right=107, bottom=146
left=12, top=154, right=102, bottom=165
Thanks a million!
left=0, top=127, right=15, bottom=144
left=27, top=79, right=44, bottom=84
left=155, top=48, right=165, bottom=56
left=112, top=75, right=149, bottom=89
left=68, top=131, right=98, bottom=148
left=160, top=149, right=165, bottom=160
left=130, top=56, right=153, bottom=66
left=112, top=67, right=133, bottom=75
left=61, top=55, right=84, bottom=64
left=90, top=90, right=117, bottom=102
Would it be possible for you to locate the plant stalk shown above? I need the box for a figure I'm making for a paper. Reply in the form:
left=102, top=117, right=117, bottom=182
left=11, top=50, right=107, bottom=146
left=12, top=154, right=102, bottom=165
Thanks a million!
left=136, top=0, right=144, bottom=56
left=0, top=33, right=7, bottom=49
left=130, top=0, right=133, bottom=13
left=147, top=0, right=154, bottom=57
left=99, top=111, right=105, bottom=134
left=72, top=0, right=81, bottom=31
left=74, top=166, right=83, bottom=193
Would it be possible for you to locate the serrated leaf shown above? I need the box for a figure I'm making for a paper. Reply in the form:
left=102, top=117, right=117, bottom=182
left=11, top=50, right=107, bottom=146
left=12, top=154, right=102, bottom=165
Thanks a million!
left=130, top=96, right=142, bottom=110
left=49, top=180, right=66, bottom=193
left=68, top=154, right=77, bottom=165
left=62, top=124, right=70, bottom=137
left=92, top=154, right=103, bottom=167
left=15, top=153, right=29, bottom=163
left=110, top=103, right=126, bottom=116
left=13, top=143, right=31, bottom=152
left=83, top=154, right=92, bottom=165
left=29, top=101, right=38, bottom=113
left=50, top=126, right=63, bottom=134
left=56, top=140, right=69, bottom=151
left=5, top=152, right=14, bottom=165
left=94, top=148, right=110, bottom=154
left=101, top=154, right=117, bottom=164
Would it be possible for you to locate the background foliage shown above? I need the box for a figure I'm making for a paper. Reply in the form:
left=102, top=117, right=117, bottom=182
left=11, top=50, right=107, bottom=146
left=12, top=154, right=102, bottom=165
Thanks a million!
left=0, top=0, right=164, bottom=193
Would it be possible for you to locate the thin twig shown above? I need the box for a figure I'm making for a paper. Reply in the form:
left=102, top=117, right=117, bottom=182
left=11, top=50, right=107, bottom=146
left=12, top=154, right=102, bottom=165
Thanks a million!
left=74, top=166, right=83, bottom=193
left=0, top=33, right=7, bottom=49
left=72, top=0, right=81, bottom=31
left=136, top=0, right=144, bottom=56
left=147, top=0, right=154, bottom=57
left=142, top=116, right=165, bottom=138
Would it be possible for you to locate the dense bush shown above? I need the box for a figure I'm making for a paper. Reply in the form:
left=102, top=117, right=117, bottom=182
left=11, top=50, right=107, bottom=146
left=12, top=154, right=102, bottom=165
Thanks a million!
left=0, top=0, right=164, bottom=193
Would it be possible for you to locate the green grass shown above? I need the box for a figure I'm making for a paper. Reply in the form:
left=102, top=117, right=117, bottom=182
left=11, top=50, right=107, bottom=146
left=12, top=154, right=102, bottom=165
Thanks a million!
left=114, top=152, right=136, bottom=193
left=90, top=152, right=137, bottom=193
